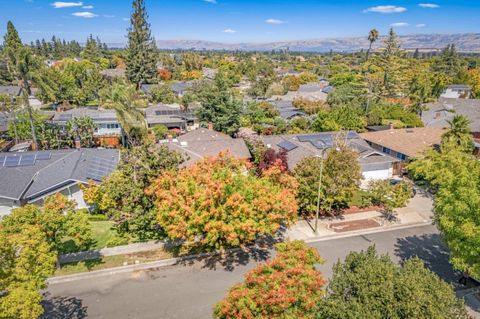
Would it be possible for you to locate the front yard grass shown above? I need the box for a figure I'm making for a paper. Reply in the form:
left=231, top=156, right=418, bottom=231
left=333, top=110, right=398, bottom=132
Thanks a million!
left=55, top=248, right=173, bottom=277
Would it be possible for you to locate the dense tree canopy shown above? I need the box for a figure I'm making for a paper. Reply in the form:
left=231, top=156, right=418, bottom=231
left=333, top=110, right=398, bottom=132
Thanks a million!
left=146, top=153, right=298, bottom=250
left=318, top=246, right=467, bottom=319
left=214, top=241, right=326, bottom=319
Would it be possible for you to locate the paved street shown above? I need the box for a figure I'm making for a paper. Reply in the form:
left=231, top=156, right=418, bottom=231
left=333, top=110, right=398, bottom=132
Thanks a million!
left=43, top=225, right=468, bottom=319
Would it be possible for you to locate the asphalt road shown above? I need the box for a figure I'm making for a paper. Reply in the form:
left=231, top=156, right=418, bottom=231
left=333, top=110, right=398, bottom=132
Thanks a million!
left=43, top=225, right=460, bottom=319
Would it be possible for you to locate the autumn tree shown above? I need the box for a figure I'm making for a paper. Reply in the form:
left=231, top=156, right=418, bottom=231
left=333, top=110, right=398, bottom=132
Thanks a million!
left=409, top=141, right=480, bottom=279
left=214, top=241, right=326, bottom=319
left=146, top=153, right=298, bottom=250
left=318, top=246, right=467, bottom=319
left=294, top=140, right=362, bottom=215
left=258, top=147, right=288, bottom=174
left=125, top=0, right=157, bottom=88
left=0, top=226, right=57, bottom=319
left=84, top=144, right=183, bottom=240
left=1, top=193, right=93, bottom=253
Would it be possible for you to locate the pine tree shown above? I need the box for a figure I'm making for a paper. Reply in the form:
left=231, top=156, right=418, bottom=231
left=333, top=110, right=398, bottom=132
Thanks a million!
left=125, top=0, right=157, bottom=89
left=378, top=28, right=405, bottom=97
left=2, top=21, right=23, bottom=79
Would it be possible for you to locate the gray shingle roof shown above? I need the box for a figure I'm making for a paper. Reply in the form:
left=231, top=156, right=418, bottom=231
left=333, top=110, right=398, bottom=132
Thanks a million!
left=261, top=132, right=398, bottom=172
left=0, top=149, right=119, bottom=202
left=144, top=104, right=196, bottom=127
left=51, top=108, right=119, bottom=124
left=422, top=98, right=480, bottom=132
left=0, top=86, right=22, bottom=96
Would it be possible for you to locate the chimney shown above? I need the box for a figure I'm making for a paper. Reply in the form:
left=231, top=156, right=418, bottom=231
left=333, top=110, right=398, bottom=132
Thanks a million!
left=388, top=122, right=394, bottom=130
left=74, top=136, right=81, bottom=149
left=167, top=135, right=173, bottom=142
left=208, top=122, right=213, bottom=130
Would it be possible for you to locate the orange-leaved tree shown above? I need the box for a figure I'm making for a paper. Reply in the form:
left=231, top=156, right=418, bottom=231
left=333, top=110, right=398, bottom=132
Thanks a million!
left=213, top=240, right=326, bottom=319
left=146, top=152, right=298, bottom=250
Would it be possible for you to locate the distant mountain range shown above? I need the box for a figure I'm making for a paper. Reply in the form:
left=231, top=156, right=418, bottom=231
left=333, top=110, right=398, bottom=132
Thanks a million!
left=153, top=33, right=480, bottom=52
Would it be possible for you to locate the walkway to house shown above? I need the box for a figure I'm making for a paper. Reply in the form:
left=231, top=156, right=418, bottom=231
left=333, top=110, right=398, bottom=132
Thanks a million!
left=286, top=188, right=433, bottom=241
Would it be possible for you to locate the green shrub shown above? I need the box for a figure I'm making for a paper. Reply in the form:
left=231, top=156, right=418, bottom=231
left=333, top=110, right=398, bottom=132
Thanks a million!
left=105, top=236, right=129, bottom=248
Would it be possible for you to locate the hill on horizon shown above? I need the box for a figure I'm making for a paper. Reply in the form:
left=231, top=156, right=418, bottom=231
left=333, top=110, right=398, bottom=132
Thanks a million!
left=152, top=33, right=480, bottom=52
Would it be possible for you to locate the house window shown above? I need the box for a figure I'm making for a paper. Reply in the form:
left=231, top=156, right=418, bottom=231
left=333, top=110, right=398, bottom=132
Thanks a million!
left=396, top=152, right=407, bottom=161
left=382, top=147, right=391, bottom=155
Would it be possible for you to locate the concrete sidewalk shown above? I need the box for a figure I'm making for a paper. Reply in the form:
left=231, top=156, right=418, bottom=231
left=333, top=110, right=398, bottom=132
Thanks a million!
left=286, top=191, right=434, bottom=241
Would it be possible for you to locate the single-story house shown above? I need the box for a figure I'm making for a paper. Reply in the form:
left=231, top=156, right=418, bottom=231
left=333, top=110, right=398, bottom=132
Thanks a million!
left=143, top=103, right=199, bottom=131
left=261, top=131, right=399, bottom=184
left=141, top=81, right=195, bottom=98
left=268, top=100, right=307, bottom=120
left=361, top=127, right=445, bottom=162
left=0, top=148, right=119, bottom=216
left=51, top=108, right=123, bottom=146
left=0, top=86, right=22, bottom=97
left=423, top=98, right=480, bottom=134
left=440, top=85, right=472, bottom=99
left=161, top=127, right=251, bottom=168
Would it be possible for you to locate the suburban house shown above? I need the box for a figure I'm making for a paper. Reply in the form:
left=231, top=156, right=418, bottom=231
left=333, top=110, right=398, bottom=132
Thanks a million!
left=141, top=81, right=195, bottom=98
left=143, top=103, right=199, bottom=132
left=161, top=126, right=251, bottom=168
left=268, top=100, right=307, bottom=120
left=260, top=132, right=399, bottom=184
left=440, top=84, right=472, bottom=99
left=0, top=148, right=119, bottom=216
left=0, top=85, right=22, bottom=97
left=423, top=98, right=480, bottom=135
left=361, top=127, right=445, bottom=164
left=51, top=108, right=123, bottom=147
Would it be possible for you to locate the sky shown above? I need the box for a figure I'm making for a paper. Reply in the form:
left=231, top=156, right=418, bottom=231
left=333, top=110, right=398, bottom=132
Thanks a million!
left=0, top=0, right=479, bottom=44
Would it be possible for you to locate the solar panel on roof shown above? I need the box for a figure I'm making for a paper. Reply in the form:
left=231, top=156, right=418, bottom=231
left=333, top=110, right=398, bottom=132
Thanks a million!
left=4, top=156, right=20, bottom=167
left=19, top=154, right=36, bottom=166
left=86, top=158, right=117, bottom=182
left=36, top=152, right=51, bottom=160
left=278, top=140, right=298, bottom=152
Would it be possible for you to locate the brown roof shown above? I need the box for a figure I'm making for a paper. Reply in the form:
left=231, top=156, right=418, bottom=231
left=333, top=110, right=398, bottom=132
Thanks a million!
left=360, top=127, right=445, bottom=158
left=163, top=128, right=251, bottom=168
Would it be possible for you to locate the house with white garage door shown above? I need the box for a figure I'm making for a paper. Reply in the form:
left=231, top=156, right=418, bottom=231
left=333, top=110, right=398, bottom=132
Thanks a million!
left=0, top=148, right=119, bottom=217
left=260, top=131, right=399, bottom=186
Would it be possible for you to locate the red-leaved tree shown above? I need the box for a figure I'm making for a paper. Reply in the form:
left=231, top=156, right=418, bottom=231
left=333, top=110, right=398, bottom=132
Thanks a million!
left=214, top=240, right=326, bottom=319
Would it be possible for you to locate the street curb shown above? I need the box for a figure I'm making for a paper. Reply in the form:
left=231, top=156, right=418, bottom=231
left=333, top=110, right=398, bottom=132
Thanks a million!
left=303, top=221, right=434, bottom=244
left=47, top=248, right=243, bottom=285
left=48, top=221, right=434, bottom=285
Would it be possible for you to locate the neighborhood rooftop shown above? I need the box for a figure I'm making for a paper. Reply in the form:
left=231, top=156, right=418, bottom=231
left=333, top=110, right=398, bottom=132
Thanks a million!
left=0, top=148, right=119, bottom=206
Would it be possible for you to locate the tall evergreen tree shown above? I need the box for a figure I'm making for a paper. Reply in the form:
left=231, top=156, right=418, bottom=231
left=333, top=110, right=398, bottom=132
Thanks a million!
left=2, top=21, right=23, bottom=79
left=125, top=0, right=157, bottom=89
left=378, top=28, right=405, bottom=97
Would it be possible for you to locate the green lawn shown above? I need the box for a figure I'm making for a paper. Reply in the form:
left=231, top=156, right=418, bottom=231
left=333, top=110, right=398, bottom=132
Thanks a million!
left=59, top=220, right=127, bottom=254
left=90, top=221, right=119, bottom=250
left=55, top=248, right=173, bottom=276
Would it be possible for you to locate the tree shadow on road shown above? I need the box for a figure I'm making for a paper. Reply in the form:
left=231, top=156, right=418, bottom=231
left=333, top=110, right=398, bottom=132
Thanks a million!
left=173, top=236, right=276, bottom=272
left=41, top=293, right=87, bottom=319
left=394, top=233, right=458, bottom=284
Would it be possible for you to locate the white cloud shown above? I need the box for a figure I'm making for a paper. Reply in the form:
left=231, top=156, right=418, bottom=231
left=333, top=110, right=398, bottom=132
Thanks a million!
left=72, top=11, right=98, bottom=18
left=265, top=18, right=286, bottom=25
left=390, top=22, right=409, bottom=27
left=122, top=17, right=130, bottom=21
left=103, top=14, right=115, bottom=18
left=364, top=5, right=407, bottom=13
left=51, top=1, right=83, bottom=8
left=223, top=28, right=236, bottom=33
left=204, top=0, right=217, bottom=3
left=82, top=5, right=93, bottom=9
left=416, top=23, right=427, bottom=27
left=419, top=3, right=439, bottom=8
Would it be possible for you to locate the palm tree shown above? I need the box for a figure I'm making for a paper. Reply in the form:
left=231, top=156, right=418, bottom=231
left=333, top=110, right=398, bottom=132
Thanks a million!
left=443, top=114, right=473, bottom=151
left=366, top=29, right=379, bottom=61
left=100, top=83, right=148, bottom=146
